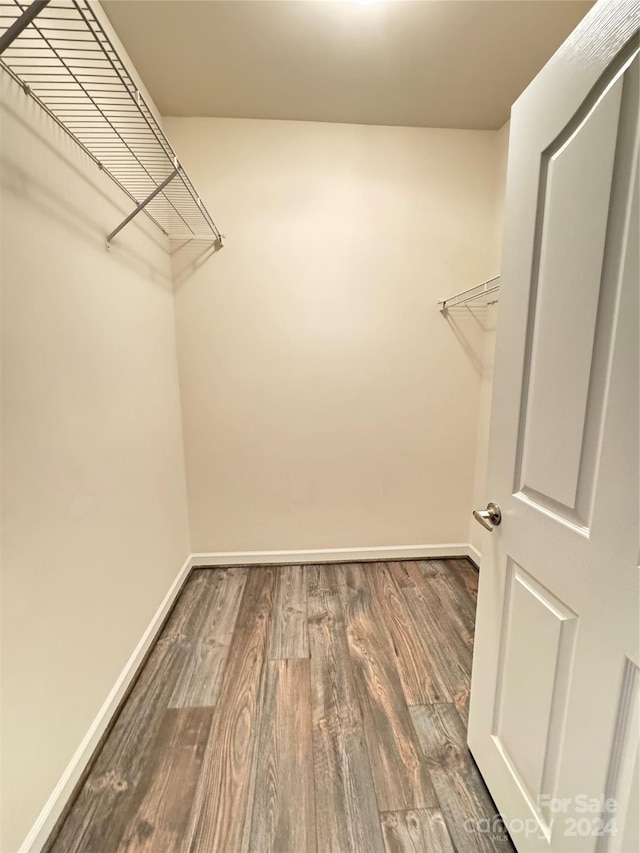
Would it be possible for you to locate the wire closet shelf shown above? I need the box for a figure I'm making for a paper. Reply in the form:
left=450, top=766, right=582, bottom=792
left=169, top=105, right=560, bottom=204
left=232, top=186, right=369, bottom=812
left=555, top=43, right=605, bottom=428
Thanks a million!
left=0, top=0, right=223, bottom=248
left=438, top=276, right=501, bottom=312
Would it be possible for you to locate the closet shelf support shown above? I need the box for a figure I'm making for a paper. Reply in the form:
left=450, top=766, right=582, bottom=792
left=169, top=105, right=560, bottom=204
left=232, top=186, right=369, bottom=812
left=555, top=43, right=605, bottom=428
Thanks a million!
left=106, top=168, right=179, bottom=249
left=438, top=275, right=501, bottom=311
left=0, top=0, right=49, bottom=55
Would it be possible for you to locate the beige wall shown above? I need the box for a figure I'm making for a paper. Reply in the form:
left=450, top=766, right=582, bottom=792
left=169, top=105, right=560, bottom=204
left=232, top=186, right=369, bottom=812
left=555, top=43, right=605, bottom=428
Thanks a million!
left=469, top=120, right=511, bottom=559
left=166, top=117, right=506, bottom=553
left=0, top=75, right=190, bottom=851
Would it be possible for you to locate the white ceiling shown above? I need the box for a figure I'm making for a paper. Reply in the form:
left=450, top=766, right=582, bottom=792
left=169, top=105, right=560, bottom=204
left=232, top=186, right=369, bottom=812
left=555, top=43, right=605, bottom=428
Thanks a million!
left=102, top=0, right=593, bottom=130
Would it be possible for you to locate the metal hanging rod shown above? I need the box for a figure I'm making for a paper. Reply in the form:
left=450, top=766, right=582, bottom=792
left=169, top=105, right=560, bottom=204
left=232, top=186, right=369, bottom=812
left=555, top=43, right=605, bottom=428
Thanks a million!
left=438, top=276, right=501, bottom=312
left=0, top=0, right=224, bottom=248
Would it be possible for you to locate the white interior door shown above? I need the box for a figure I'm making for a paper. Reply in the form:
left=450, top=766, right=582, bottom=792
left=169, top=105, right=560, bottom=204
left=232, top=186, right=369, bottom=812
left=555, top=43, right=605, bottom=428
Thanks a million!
left=467, top=2, right=639, bottom=851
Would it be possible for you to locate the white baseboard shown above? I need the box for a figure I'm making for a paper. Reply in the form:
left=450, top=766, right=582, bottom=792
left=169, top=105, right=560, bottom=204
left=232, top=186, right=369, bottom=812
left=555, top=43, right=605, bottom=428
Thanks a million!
left=20, top=554, right=193, bottom=853
left=466, top=543, right=482, bottom=568
left=21, top=541, right=480, bottom=852
left=189, top=542, right=479, bottom=568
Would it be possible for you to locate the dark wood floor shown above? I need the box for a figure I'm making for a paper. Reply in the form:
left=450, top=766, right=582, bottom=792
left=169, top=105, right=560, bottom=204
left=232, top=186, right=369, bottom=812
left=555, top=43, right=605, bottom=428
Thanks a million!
left=47, top=560, right=514, bottom=852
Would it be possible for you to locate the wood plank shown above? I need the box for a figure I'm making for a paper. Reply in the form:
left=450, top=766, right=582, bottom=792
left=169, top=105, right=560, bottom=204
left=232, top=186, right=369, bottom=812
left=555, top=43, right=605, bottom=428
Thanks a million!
left=366, top=562, right=450, bottom=705
left=47, top=570, right=217, bottom=853
left=169, top=567, right=247, bottom=707
left=389, top=558, right=478, bottom=610
left=402, top=584, right=472, bottom=724
left=179, top=566, right=276, bottom=853
left=307, top=564, right=386, bottom=853
left=334, top=563, right=438, bottom=812
left=410, top=704, right=514, bottom=852
left=448, top=557, right=479, bottom=601
left=380, top=809, right=455, bottom=853
left=420, top=559, right=477, bottom=609
left=268, top=564, right=308, bottom=659
left=417, top=560, right=476, bottom=655
left=249, top=660, right=316, bottom=852
left=116, top=708, right=213, bottom=853
left=386, top=561, right=428, bottom=589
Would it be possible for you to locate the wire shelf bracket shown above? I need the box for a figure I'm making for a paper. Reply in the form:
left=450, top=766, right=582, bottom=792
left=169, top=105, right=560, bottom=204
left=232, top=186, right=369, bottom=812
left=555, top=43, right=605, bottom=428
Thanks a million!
left=438, top=276, right=501, bottom=312
left=0, top=0, right=224, bottom=250
left=0, top=0, right=48, bottom=52
left=105, top=166, right=178, bottom=250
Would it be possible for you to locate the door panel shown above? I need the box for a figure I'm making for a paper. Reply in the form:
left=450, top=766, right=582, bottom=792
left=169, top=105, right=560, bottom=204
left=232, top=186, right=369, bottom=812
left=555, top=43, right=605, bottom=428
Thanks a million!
left=517, top=72, right=622, bottom=518
left=493, top=561, right=578, bottom=835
